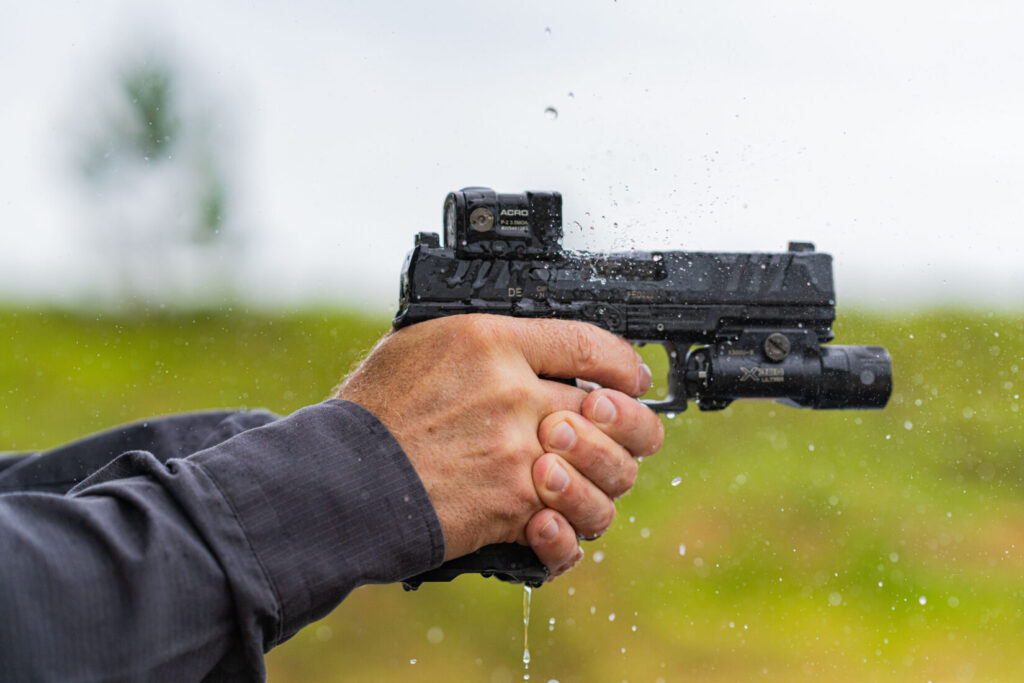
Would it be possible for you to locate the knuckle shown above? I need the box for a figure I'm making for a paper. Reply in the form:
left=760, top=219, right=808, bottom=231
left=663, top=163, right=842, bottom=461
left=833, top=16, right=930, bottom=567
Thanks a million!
left=513, top=433, right=542, bottom=462
left=587, top=504, right=616, bottom=539
left=562, top=437, right=597, bottom=472
left=650, top=418, right=666, bottom=454
left=455, top=315, right=502, bottom=353
left=631, top=408, right=664, bottom=457
left=499, top=380, right=533, bottom=408
left=461, top=313, right=497, bottom=337
left=601, top=504, right=617, bottom=533
left=606, top=457, right=637, bottom=498
left=620, top=458, right=639, bottom=492
left=508, top=479, right=540, bottom=518
left=569, top=323, right=601, bottom=375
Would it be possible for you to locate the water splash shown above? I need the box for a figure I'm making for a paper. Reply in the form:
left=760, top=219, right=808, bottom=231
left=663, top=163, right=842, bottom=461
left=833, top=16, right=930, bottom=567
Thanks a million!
left=523, top=585, right=533, bottom=680
left=544, top=107, right=558, bottom=120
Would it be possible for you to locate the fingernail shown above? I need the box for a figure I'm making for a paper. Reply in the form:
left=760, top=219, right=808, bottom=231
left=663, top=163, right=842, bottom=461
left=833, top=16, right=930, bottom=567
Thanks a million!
left=592, top=395, right=616, bottom=424
left=637, top=363, right=652, bottom=393
left=546, top=463, right=570, bottom=493
left=539, top=517, right=559, bottom=540
left=549, top=421, right=576, bottom=451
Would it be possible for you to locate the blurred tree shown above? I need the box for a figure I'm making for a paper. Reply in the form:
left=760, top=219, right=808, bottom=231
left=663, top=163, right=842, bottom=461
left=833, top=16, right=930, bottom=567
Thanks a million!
left=74, top=47, right=242, bottom=307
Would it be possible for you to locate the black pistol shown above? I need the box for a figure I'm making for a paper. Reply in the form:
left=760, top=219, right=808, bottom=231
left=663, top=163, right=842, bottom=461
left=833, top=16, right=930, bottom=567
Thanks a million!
left=399, top=187, right=892, bottom=590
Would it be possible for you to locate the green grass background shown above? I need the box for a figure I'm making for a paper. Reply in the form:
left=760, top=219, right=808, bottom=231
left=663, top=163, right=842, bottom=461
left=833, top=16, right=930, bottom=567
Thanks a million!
left=2, top=306, right=1022, bottom=682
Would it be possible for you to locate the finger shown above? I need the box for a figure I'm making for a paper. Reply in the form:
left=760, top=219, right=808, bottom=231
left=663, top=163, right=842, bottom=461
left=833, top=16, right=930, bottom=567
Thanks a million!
left=532, top=452, right=617, bottom=539
left=538, top=412, right=638, bottom=499
left=582, top=388, right=665, bottom=458
left=531, top=378, right=599, bottom=419
left=536, top=378, right=589, bottom=416
left=526, top=508, right=584, bottom=578
left=512, top=318, right=652, bottom=397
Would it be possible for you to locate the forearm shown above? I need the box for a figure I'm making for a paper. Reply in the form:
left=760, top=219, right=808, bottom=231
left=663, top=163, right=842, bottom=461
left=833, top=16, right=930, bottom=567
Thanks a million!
left=0, top=400, right=444, bottom=680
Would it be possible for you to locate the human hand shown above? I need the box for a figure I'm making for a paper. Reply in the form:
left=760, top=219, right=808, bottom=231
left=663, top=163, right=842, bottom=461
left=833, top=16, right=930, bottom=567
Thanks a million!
left=334, top=314, right=663, bottom=575
left=525, top=387, right=663, bottom=578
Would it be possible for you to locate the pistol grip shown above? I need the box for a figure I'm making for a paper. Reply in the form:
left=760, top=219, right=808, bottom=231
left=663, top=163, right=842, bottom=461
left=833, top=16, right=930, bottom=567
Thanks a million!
left=401, top=543, right=548, bottom=590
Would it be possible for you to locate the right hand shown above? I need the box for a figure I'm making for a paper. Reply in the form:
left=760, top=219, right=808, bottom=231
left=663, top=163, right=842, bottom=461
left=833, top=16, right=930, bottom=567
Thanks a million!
left=334, top=314, right=663, bottom=575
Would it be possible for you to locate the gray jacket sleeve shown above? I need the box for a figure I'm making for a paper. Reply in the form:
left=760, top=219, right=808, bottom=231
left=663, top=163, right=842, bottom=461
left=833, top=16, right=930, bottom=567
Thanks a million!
left=0, top=399, right=446, bottom=682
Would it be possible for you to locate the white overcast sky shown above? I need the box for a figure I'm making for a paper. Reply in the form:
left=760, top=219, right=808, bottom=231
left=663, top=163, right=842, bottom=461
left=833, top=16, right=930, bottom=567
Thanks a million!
left=1, top=0, right=1022, bottom=311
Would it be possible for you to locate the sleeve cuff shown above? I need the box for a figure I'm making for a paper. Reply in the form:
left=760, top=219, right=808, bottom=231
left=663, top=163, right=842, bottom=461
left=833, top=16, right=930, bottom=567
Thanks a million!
left=175, top=399, right=445, bottom=646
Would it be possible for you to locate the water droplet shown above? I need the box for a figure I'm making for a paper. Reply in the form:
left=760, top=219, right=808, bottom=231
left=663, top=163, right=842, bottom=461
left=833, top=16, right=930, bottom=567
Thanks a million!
left=544, top=107, right=558, bottom=120
left=410, top=659, right=417, bottom=664
left=918, top=596, right=927, bottom=605
left=548, top=617, right=556, bottom=631
left=608, top=612, right=616, bottom=621
left=671, top=476, right=682, bottom=487
left=678, top=543, right=686, bottom=556
left=544, top=26, right=551, bottom=35
left=427, top=626, right=444, bottom=644
left=593, top=550, right=605, bottom=563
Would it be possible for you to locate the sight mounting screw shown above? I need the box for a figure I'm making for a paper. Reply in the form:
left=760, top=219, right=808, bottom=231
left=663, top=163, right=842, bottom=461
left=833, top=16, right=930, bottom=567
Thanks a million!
left=469, top=207, right=494, bottom=232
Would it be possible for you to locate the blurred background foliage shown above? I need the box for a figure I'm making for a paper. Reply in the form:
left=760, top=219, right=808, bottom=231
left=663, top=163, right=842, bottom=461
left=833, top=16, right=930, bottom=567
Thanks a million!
left=69, top=46, right=241, bottom=307
left=2, top=306, right=1021, bottom=682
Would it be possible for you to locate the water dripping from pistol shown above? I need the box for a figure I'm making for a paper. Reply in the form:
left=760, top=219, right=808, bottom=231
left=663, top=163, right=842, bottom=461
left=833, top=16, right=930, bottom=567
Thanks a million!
left=522, top=584, right=532, bottom=680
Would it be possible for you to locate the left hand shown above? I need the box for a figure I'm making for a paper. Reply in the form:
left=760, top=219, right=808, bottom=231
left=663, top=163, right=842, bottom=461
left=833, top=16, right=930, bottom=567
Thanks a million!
left=525, top=387, right=664, bottom=578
